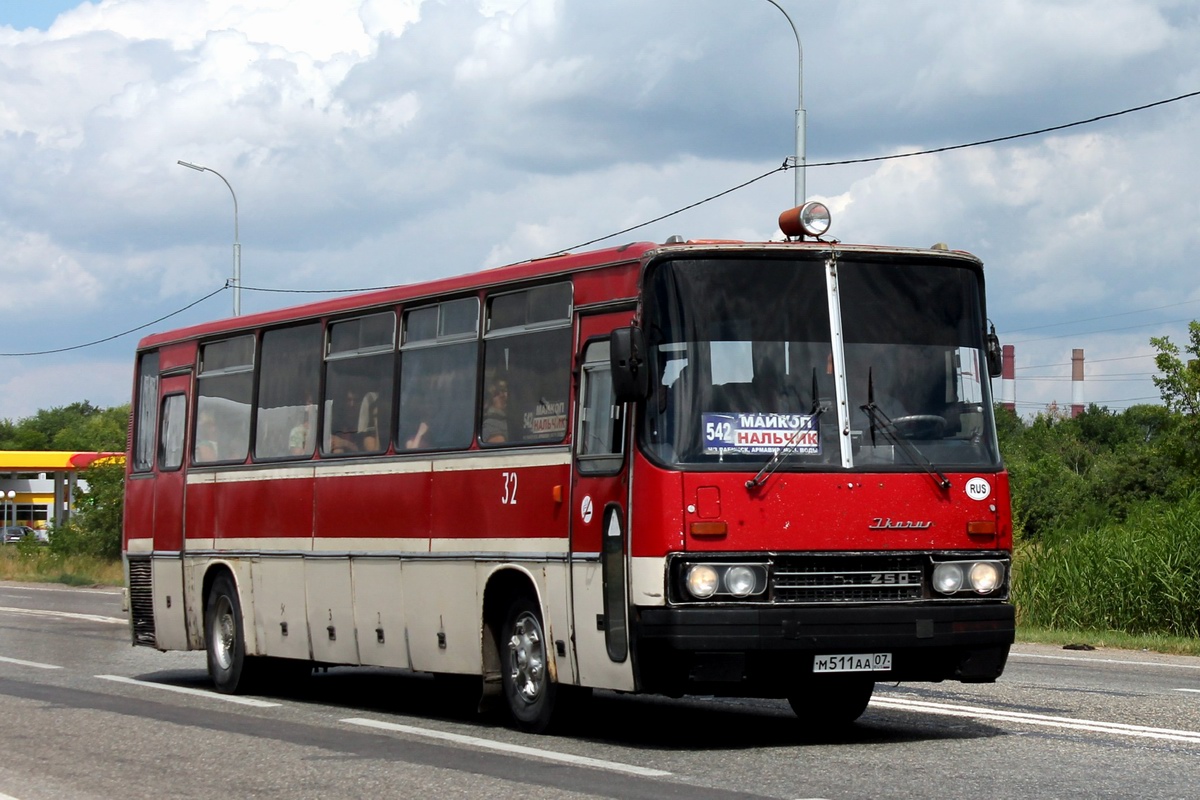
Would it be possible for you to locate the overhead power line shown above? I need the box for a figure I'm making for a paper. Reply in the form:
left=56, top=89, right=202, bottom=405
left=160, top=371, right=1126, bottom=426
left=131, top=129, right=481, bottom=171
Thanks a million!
left=5, top=89, right=1198, bottom=358
left=552, top=88, right=1200, bottom=252
left=552, top=161, right=790, bottom=253
left=1015, top=353, right=1158, bottom=370
left=0, top=285, right=228, bottom=357
left=804, top=89, right=1200, bottom=169
left=1007, top=316, right=1199, bottom=345
left=1004, top=298, right=1200, bottom=334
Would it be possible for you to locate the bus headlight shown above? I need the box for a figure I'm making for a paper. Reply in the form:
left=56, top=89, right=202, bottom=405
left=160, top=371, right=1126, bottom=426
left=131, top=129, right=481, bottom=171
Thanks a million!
left=933, top=560, right=1006, bottom=595
left=932, top=563, right=964, bottom=594
left=678, top=562, right=768, bottom=601
left=968, top=561, right=1003, bottom=594
left=725, top=566, right=757, bottom=598
left=685, top=565, right=720, bottom=599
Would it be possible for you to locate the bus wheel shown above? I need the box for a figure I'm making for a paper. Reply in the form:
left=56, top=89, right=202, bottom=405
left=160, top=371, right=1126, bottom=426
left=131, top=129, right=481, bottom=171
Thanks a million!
left=205, top=572, right=256, bottom=694
left=787, top=678, right=874, bottom=727
left=501, top=598, right=558, bottom=733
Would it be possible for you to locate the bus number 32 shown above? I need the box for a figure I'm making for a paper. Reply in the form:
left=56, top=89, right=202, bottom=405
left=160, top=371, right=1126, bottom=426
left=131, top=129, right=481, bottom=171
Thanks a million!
left=502, top=471, right=518, bottom=505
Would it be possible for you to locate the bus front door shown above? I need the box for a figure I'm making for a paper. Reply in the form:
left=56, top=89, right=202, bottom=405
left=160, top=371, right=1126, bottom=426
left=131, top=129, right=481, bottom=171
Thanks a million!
left=569, top=330, right=636, bottom=691
left=150, top=372, right=190, bottom=650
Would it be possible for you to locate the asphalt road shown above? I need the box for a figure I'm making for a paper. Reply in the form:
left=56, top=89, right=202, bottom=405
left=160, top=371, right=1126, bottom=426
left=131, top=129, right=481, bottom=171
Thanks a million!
left=2, top=580, right=1199, bottom=800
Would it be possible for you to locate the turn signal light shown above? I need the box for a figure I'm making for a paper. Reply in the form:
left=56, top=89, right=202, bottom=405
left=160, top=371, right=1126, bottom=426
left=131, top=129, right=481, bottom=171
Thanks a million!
left=966, top=520, right=996, bottom=537
left=689, top=521, right=728, bottom=537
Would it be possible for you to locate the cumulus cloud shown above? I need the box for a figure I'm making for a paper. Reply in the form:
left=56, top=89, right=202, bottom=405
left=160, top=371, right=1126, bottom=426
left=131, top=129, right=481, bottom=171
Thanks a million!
left=0, top=0, right=1198, bottom=420
left=0, top=224, right=101, bottom=313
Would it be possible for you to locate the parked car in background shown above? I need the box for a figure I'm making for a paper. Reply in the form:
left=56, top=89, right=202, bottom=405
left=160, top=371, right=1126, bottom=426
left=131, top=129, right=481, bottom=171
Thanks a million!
left=2, top=525, right=40, bottom=544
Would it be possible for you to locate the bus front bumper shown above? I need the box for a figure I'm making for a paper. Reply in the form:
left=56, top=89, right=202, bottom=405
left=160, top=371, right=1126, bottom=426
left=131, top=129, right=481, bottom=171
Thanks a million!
left=633, top=602, right=1014, bottom=693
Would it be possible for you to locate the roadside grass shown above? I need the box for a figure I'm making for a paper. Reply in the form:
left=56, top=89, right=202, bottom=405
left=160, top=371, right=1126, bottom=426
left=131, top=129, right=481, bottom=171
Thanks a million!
left=1016, top=625, right=1200, bottom=657
left=0, top=544, right=124, bottom=587
left=1013, top=494, right=1200, bottom=642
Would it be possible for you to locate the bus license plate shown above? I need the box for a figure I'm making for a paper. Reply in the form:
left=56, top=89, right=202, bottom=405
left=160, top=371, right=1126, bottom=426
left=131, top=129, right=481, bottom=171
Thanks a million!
left=813, top=653, right=892, bottom=673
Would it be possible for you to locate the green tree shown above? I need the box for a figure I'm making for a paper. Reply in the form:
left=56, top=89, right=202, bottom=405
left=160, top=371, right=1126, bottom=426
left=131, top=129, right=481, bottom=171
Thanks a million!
left=1152, top=321, right=1200, bottom=417
left=52, top=459, right=125, bottom=560
left=997, top=401, right=1186, bottom=538
left=0, top=401, right=128, bottom=452
left=1151, top=321, right=1200, bottom=480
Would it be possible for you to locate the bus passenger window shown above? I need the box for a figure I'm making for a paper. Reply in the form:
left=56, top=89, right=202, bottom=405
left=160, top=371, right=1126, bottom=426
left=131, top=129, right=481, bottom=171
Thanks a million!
left=482, top=283, right=572, bottom=446
left=256, top=323, right=322, bottom=460
left=195, top=335, right=254, bottom=464
left=398, top=300, right=478, bottom=451
left=323, top=312, right=395, bottom=457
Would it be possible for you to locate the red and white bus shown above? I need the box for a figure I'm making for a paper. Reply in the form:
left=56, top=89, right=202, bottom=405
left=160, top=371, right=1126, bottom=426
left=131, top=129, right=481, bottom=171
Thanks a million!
left=123, top=202, right=1014, bottom=732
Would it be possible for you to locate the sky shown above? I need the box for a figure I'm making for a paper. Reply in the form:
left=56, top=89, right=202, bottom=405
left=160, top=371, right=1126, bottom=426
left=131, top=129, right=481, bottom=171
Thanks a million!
left=1, top=0, right=1198, bottom=422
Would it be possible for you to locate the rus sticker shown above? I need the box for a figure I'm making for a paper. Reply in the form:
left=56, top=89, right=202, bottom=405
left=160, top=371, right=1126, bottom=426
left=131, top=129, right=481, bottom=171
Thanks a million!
left=965, top=477, right=991, bottom=501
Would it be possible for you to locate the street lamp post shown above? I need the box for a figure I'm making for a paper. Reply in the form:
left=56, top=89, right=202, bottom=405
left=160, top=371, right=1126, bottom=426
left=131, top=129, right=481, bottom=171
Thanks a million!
left=4, top=490, right=14, bottom=528
left=762, top=0, right=805, bottom=207
left=178, top=160, right=242, bottom=316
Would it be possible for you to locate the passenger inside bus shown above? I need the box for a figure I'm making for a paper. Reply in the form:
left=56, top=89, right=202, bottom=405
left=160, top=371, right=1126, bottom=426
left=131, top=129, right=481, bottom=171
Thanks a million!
left=401, top=367, right=474, bottom=450
left=328, top=388, right=364, bottom=452
left=196, top=410, right=220, bottom=462
left=288, top=402, right=316, bottom=455
left=357, top=391, right=380, bottom=451
left=481, top=379, right=509, bottom=443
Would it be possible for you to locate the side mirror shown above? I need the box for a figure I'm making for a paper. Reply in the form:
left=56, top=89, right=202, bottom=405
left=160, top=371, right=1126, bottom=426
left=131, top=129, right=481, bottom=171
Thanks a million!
left=610, top=326, right=650, bottom=402
left=985, top=328, right=1003, bottom=378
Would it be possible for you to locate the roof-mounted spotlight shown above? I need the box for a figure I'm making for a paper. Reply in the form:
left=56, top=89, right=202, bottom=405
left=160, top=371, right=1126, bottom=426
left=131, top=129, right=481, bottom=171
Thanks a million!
left=778, top=201, right=831, bottom=239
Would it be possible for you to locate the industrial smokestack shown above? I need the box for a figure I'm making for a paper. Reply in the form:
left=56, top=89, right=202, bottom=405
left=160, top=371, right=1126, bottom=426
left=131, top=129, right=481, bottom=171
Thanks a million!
left=1071, top=348, right=1084, bottom=418
left=1000, top=344, right=1016, bottom=413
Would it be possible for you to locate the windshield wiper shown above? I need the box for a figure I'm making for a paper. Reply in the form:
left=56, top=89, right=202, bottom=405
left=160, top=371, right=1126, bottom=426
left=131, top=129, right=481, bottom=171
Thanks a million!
left=861, top=369, right=951, bottom=490
left=746, top=369, right=826, bottom=490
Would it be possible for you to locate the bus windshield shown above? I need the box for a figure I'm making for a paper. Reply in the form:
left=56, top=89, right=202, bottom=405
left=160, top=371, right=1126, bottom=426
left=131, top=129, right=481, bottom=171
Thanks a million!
left=640, top=254, right=1001, bottom=471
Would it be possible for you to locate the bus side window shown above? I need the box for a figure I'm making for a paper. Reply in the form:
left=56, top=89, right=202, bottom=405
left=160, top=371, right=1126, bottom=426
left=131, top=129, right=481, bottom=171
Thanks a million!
left=159, top=394, right=187, bottom=471
left=133, top=351, right=159, bottom=472
left=195, top=335, right=254, bottom=464
left=482, top=283, right=572, bottom=446
left=398, top=300, right=478, bottom=451
left=320, top=312, right=396, bottom=456
left=256, top=323, right=322, bottom=460
left=577, top=340, right=624, bottom=474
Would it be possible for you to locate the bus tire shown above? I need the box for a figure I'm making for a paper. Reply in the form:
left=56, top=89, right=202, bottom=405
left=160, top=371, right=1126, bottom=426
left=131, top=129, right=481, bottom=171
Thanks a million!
left=501, top=597, right=558, bottom=733
left=787, top=677, right=874, bottom=727
left=205, top=572, right=257, bottom=694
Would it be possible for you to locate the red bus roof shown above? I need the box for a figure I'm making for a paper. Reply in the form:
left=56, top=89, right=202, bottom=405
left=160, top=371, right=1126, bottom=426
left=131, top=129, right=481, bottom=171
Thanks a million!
left=136, top=241, right=660, bottom=351
left=136, top=237, right=983, bottom=352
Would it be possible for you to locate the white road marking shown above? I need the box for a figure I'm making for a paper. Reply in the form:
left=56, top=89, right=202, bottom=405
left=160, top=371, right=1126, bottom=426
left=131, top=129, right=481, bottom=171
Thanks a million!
left=0, top=584, right=121, bottom=595
left=342, top=717, right=672, bottom=777
left=1174, top=689, right=1200, bottom=694
left=0, top=606, right=125, bottom=625
left=0, top=655, right=63, bottom=670
left=1009, top=651, right=1200, bottom=671
left=872, top=696, right=1200, bottom=744
left=96, top=674, right=282, bottom=707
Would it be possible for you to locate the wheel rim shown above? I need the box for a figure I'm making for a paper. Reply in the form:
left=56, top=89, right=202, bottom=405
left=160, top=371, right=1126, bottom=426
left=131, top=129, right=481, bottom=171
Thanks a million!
left=212, top=595, right=235, bottom=671
left=507, top=610, right=546, bottom=706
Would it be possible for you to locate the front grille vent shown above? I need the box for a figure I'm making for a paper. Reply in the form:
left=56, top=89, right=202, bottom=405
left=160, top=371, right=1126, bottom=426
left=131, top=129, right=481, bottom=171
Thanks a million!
left=127, top=557, right=156, bottom=646
left=772, top=554, right=924, bottom=603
